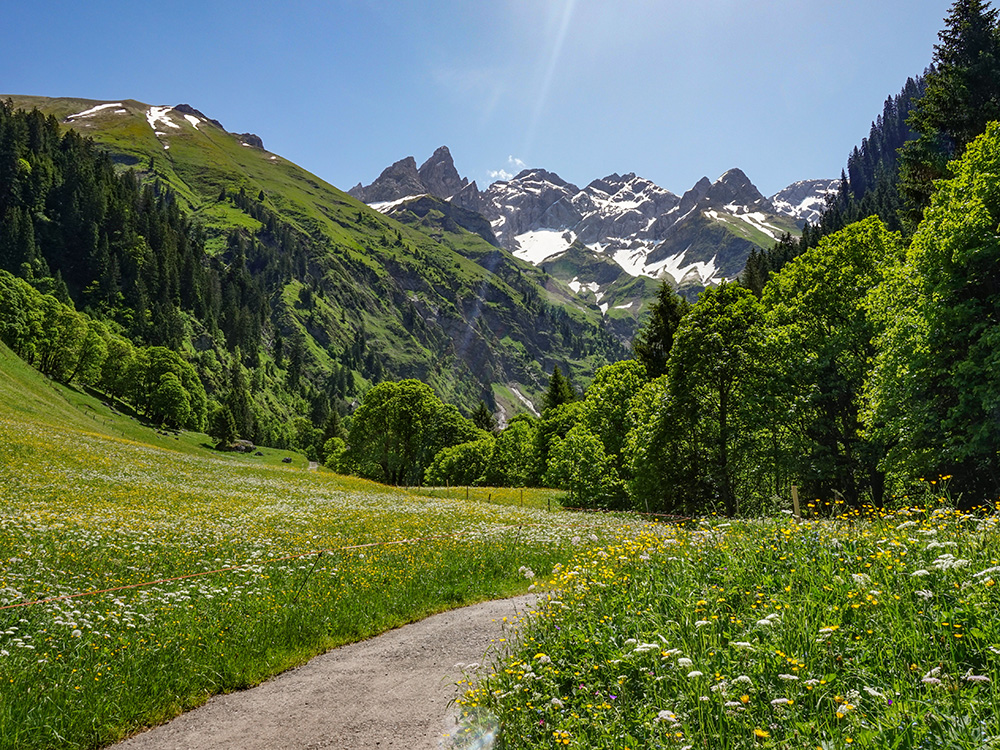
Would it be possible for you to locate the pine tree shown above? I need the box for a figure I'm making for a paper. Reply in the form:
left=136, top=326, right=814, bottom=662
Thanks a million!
left=632, top=281, right=689, bottom=377
left=899, top=0, right=1000, bottom=224
left=542, top=365, right=575, bottom=412
left=471, top=400, right=497, bottom=433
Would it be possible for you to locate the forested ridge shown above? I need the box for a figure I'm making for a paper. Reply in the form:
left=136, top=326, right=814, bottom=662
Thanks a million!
left=5, top=1, right=1000, bottom=514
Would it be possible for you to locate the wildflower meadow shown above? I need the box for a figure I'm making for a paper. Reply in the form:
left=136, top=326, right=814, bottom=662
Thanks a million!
left=0, top=366, right=644, bottom=750
left=458, top=499, right=1000, bottom=749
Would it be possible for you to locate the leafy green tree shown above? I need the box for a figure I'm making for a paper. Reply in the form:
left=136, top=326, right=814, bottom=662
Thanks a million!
left=763, top=217, right=904, bottom=507
left=580, top=359, right=647, bottom=482
left=425, top=437, right=495, bottom=486
left=632, top=282, right=689, bottom=378
left=484, top=419, right=537, bottom=487
left=542, top=365, right=575, bottom=412
left=868, top=121, right=1000, bottom=502
left=544, top=424, right=622, bottom=508
left=225, top=359, right=255, bottom=440
left=667, top=283, right=766, bottom=516
left=532, top=400, right=583, bottom=486
left=322, top=437, right=347, bottom=471
left=66, top=319, right=108, bottom=384
left=150, top=372, right=191, bottom=428
left=346, top=379, right=472, bottom=485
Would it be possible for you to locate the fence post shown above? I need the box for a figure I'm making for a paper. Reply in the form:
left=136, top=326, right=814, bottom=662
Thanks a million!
left=791, top=485, right=801, bottom=520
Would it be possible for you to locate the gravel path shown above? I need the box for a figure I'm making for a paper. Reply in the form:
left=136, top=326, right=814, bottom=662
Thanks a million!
left=112, top=595, right=535, bottom=749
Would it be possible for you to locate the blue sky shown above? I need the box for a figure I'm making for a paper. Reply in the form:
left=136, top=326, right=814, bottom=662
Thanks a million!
left=6, top=1, right=948, bottom=196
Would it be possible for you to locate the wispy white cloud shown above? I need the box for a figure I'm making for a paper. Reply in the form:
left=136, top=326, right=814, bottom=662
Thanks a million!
left=487, top=155, right=528, bottom=183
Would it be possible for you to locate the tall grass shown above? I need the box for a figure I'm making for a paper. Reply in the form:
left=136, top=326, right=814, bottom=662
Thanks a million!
left=462, top=500, right=1000, bottom=749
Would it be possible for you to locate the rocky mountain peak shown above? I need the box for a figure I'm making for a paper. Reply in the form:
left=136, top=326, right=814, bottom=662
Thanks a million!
left=706, top=168, right=765, bottom=208
left=348, top=156, right=425, bottom=204
left=417, top=145, right=468, bottom=198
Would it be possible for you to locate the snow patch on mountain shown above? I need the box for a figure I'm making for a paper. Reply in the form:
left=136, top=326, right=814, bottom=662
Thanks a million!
left=146, top=106, right=180, bottom=131
left=67, top=102, right=124, bottom=120
left=369, top=194, right=428, bottom=213
left=513, top=229, right=573, bottom=264
left=182, top=113, right=202, bottom=129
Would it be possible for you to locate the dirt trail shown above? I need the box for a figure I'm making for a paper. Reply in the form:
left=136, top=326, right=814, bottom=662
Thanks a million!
left=112, top=595, right=535, bottom=750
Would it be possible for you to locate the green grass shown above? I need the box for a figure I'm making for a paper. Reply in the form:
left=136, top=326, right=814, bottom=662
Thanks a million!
left=416, top=486, right=567, bottom=511
left=0, top=345, right=646, bottom=749
left=460, top=499, right=1000, bottom=749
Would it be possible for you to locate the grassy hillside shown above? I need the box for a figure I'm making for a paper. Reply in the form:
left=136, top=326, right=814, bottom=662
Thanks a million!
left=0, top=340, right=645, bottom=749
left=4, top=96, right=627, bottom=412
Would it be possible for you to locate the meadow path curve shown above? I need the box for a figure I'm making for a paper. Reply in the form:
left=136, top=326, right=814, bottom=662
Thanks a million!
left=111, top=594, right=535, bottom=749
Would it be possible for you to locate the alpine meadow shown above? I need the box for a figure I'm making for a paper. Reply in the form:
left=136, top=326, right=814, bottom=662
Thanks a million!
left=6, top=1, right=1000, bottom=748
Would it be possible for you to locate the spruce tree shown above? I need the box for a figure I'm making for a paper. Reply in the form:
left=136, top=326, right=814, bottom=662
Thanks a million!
left=899, top=0, right=1000, bottom=224
left=632, top=281, right=689, bottom=377
left=472, top=400, right=497, bottom=433
left=542, top=365, right=575, bottom=412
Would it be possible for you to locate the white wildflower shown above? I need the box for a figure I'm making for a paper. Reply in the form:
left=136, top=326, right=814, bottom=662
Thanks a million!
left=778, top=674, right=799, bottom=681
left=915, top=589, right=934, bottom=599
left=71, top=629, right=82, bottom=638
left=678, top=657, right=693, bottom=667
left=687, top=670, right=704, bottom=678
left=770, top=697, right=791, bottom=706
left=734, top=675, right=753, bottom=685
left=550, top=697, right=564, bottom=708
left=655, top=709, right=677, bottom=723
left=694, top=620, right=711, bottom=627
left=731, top=642, right=753, bottom=649
left=911, top=569, right=931, bottom=577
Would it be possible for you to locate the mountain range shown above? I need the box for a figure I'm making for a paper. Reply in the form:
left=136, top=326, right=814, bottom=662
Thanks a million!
left=3, top=95, right=833, bottom=419
left=350, top=147, right=837, bottom=302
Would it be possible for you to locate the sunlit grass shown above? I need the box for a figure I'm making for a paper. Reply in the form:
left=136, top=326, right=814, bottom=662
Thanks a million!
left=463, top=501, right=1000, bottom=749
left=416, top=486, right=567, bottom=511
left=0, top=356, right=645, bottom=749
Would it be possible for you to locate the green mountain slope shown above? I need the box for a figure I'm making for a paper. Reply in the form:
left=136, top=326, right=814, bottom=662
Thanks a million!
left=6, top=96, right=626, bottom=414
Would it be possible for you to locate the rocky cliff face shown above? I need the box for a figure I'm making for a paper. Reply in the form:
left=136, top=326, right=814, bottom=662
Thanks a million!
left=355, top=147, right=831, bottom=297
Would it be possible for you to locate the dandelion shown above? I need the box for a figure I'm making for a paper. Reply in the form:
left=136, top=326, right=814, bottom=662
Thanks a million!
left=753, top=728, right=770, bottom=738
